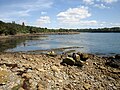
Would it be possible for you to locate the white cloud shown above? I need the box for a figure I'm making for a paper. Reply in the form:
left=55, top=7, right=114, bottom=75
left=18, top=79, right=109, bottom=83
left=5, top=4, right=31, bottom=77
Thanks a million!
left=57, top=6, right=91, bottom=24
left=79, top=20, right=98, bottom=25
left=83, top=0, right=118, bottom=9
left=110, top=23, right=120, bottom=27
left=57, top=6, right=98, bottom=27
left=37, top=16, right=51, bottom=25
left=101, top=0, right=118, bottom=3
left=0, top=18, right=13, bottom=23
left=0, top=0, right=53, bottom=22
left=94, top=4, right=110, bottom=9
left=83, top=0, right=94, bottom=5
left=96, top=21, right=120, bottom=27
left=41, top=12, right=47, bottom=15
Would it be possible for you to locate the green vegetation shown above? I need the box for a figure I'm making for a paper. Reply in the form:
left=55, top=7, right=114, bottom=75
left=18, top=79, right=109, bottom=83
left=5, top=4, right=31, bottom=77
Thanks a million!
left=0, top=20, right=55, bottom=35
left=0, top=20, right=120, bottom=36
left=75, top=27, right=120, bottom=32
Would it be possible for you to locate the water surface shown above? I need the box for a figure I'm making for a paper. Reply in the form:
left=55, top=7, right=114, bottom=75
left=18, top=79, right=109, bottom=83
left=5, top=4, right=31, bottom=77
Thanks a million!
left=4, top=33, right=120, bottom=55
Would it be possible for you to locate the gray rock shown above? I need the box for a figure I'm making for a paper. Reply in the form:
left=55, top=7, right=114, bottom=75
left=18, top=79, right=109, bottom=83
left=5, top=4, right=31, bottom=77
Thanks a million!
left=62, top=57, right=75, bottom=65
left=47, top=51, right=57, bottom=57
left=72, top=53, right=80, bottom=62
left=115, top=54, right=120, bottom=59
left=83, top=83, right=91, bottom=90
left=105, top=59, right=120, bottom=68
left=80, top=53, right=89, bottom=61
left=75, top=61, right=83, bottom=67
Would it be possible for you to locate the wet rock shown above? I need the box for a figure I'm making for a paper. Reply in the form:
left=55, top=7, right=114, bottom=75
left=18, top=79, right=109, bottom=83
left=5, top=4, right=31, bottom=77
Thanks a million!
left=0, top=68, right=10, bottom=85
left=75, top=61, right=83, bottom=67
left=112, top=69, right=120, bottom=74
left=22, top=64, right=30, bottom=68
left=83, top=83, right=91, bottom=90
left=108, top=56, right=115, bottom=59
left=51, top=65, right=60, bottom=72
left=66, top=84, right=73, bottom=89
left=0, top=63, right=17, bottom=69
left=67, top=54, right=72, bottom=57
left=72, top=53, right=80, bottom=62
left=36, top=68, right=46, bottom=72
left=21, top=55, right=26, bottom=59
left=47, top=51, right=57, bottom=57
left=115, top=54, right=120, bottom=59
left=37, top=83, right=45, bottom=90
left=62, top=57, right=75, bottom=65
left=22, top=73, right=32, bottom=79
left=22, top=78, right=31, bottom=90
left=18, top=87, right=24, bottom=90
left=77, top=52, right=82, bottom=55
left=105, top=59, right=120, bottom=68
left=0, top=53, right=120, bottom=90
left=80, top=53, right=89, bottom=61
left=99, top=66, right=106, bottom=70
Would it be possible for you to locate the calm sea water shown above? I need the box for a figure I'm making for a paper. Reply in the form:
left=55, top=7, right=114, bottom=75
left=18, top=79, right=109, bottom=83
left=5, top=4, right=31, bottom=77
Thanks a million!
left=6, top=33, right=120, bottom=55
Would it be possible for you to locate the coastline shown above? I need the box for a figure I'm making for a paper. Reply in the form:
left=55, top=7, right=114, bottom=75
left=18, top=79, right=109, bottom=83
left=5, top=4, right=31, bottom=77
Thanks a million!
left=0, top=30, right=120, bottom=90
left=0, top=32, right=80, bottom=39
left=0, top=52, right=119, bottom=90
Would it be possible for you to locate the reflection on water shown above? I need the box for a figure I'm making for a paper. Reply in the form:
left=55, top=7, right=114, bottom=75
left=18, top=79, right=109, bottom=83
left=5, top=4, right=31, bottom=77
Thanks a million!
left=1, top=33, right=120, bottom=55
left=0, top=38, right=26, bottom=52
left=0, top=36, right=47, bottom=52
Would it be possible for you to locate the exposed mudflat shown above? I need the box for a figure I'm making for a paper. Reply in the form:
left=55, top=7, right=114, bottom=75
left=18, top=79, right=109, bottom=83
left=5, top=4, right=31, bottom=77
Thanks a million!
left=0, top=52, right=120, bottom=90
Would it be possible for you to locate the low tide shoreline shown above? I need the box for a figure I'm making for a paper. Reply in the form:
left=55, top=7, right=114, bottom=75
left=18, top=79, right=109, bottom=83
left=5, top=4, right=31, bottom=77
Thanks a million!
left=0, top=52, right=119, bottom=90
left=0, top=32, right=120, bottom=89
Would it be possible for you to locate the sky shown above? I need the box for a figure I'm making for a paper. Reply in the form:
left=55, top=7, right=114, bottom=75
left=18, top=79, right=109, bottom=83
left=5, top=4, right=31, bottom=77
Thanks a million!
left=0, top=0, right=120, bottom=29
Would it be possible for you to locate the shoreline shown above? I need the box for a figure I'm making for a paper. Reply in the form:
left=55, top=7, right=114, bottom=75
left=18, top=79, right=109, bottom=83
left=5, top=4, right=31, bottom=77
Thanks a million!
left=0, top=32, right=80, bottom=39
left=0, top=52, right=119, bottom=90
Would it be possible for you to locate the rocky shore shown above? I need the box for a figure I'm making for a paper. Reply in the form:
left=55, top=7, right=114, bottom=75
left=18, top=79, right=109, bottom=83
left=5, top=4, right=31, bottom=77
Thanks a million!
left=0, top=52, right=120, bottom=90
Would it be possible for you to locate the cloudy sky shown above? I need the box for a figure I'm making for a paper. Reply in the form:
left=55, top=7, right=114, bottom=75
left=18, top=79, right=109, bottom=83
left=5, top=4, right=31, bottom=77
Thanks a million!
left=0, top=0, right=120, bottom=28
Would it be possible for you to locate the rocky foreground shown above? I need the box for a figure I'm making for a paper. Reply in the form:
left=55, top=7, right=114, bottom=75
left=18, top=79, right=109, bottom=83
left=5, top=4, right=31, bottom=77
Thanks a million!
left=0, top=52, right=120, bottom=90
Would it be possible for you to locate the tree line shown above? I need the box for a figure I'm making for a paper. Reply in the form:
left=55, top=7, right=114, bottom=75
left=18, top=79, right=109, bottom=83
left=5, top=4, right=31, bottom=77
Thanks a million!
left=0, top=20, right=120, bottom=35
left=0, top=21, right=54, bottom=35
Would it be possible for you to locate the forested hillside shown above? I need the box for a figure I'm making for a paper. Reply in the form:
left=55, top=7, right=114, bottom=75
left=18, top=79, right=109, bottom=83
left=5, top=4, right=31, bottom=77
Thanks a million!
left=0, top=20, right=120, bottom=35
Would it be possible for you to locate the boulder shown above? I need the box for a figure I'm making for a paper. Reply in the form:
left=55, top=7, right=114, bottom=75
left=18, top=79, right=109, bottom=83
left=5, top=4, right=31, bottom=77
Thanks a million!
left=72, top=53, right=80, bottom=62
left=115, top=54, right=120, bottom=59
left=62, top=57, right=75, bottom=65
left=105, top=59, right=120, bottom=69
left=47, top=51, right=57, bottom=57
left=67, top=53, right=72, bottom=57
left=80, top=53, right=89, bottom=61
left=75, top=61, right=83, bottom=67
left=77, top=52, right=82, bottom=56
